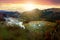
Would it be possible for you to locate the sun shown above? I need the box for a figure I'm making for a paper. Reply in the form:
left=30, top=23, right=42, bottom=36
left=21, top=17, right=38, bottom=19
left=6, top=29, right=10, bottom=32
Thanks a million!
left=23, top=3, right=36, bottom=11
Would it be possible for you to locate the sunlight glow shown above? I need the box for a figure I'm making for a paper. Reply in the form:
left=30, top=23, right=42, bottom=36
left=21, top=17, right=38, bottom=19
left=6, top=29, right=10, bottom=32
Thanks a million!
left=23, top=3, right=36, bottom=11
left=0, top=3, right=60, bottom=11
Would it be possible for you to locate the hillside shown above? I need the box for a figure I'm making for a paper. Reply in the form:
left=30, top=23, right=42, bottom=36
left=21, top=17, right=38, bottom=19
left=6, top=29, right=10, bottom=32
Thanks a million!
left=0, top=8, right=60, bottom=40
left=41, top=8, right=60, bottom=22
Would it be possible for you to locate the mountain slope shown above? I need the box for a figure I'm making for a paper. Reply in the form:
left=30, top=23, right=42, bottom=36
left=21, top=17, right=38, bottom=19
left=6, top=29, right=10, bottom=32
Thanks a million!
left=41, top=8, right=60, bottom=22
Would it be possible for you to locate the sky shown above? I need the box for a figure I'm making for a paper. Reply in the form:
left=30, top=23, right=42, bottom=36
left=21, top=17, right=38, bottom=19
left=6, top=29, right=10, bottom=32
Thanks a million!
left=0, top=0, right=60, bottom=11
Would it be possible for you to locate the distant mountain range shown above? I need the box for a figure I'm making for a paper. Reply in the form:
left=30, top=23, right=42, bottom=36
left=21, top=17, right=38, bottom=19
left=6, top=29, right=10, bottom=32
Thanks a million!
left=0, top=8, right=60, bottom=22
left=0, top=10, right=20, bottom=18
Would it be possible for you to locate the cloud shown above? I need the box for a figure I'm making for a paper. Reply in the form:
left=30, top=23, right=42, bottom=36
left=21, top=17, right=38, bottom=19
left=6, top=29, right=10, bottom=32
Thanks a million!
left=35, top=0, right=60, bottom=5
left=0, top=0, right=23, bottom=3
left=0, top=0, right=60, bottom=5
left=51, top=0, right=60, bottom=5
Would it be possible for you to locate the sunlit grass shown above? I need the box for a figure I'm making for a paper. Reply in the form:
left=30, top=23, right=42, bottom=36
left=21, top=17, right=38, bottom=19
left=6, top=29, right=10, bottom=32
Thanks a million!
left=0, top=21, right=57, bottom=40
